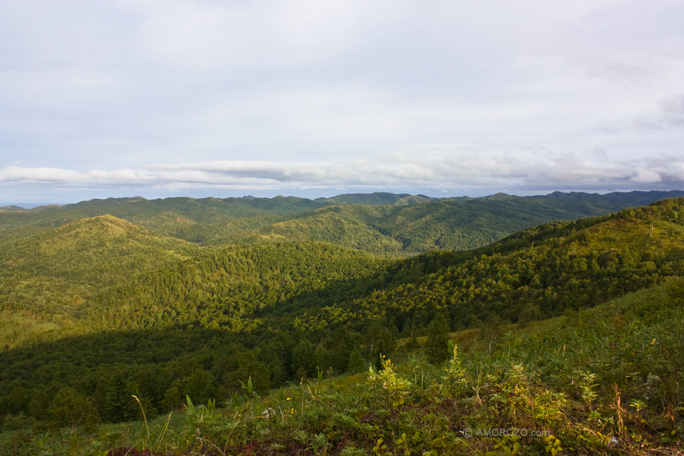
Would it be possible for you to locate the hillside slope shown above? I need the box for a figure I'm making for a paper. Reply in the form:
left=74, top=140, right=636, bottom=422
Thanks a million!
left=2, top=274, right=683, bottom=455
left=4, top=197, right=684, bottom=348
left=13, top=197, right=680, bottom=353
left=86, top=241, right=389, bottom=332
left=286, top=197, right=684, bottom=334
left=0, top=216, right=199, bottom=345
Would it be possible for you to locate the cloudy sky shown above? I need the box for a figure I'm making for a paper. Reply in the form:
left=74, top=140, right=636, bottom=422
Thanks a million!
left=1, top=0, right=683, bottom=203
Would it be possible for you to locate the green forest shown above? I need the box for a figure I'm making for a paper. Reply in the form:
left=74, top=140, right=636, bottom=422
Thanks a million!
left=1, top=191, right=683, bottom=455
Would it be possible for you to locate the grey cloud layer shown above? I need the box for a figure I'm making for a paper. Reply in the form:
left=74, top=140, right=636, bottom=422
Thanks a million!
left=2, top=155, right=681, bottom=193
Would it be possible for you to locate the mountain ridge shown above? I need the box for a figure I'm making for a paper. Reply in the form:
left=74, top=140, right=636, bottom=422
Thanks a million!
left=23, top=189, right=678, bottom=254
left=5, top=189, right=684, bottom=213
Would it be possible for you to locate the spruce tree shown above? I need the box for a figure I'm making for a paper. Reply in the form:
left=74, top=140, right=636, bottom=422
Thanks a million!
left=425, top=313, right=450, bottom=364
left=347, top=348, right=366, bottom=373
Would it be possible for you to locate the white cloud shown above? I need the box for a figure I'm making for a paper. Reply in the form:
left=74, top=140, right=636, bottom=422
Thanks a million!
left=631, top=168, right=663, bottom=184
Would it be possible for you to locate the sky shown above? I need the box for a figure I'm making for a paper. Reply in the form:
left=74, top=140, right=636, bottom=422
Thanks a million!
left=1, top=0, right=683, bottom=204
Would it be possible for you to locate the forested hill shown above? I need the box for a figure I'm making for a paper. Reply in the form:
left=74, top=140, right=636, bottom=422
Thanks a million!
left=280, top=197, right=684, bottom=335
left=2, top=195, right=684, bottom=344
left=17, top=196, right=683, bottom=341
left=0, top=215, right=197, bottom=284
left=0, top=215, right=199, bottom=344
left=2, top=197, right=684, bottom=445
left=1, top=190, right=683, bottom=253
left=245, top=191, right=677, bottom=253
left=87, top=241, right=388, bottom=333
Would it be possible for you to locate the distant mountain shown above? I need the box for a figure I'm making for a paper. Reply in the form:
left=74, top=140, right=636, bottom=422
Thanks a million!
left=316, top=192, right=434, bottom=206
left=0, top=195, right=325, bottom=233
left=2, top=191, right=684, bottom=254
left=221, top=190, right=684, bottom=253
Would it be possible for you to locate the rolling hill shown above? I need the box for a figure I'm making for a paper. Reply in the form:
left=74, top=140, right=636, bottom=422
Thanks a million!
left=2, top=190, right=684, bottom=253
left=1, top=194, right=684, bottom=454
left=240, top=197, right=684, bottom=340
left=0, top=215, right=199, bottom=346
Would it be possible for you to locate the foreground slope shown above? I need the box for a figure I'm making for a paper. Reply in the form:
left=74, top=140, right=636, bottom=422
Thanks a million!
left=2, top=276, right=682, bottom=455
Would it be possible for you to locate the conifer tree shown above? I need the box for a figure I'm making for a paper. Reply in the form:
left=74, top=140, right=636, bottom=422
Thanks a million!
left=347, top=348, right=366, bottom=373
left=425, top=313, right=450, bottom=364
left=49, top=387, right=100, bottom=430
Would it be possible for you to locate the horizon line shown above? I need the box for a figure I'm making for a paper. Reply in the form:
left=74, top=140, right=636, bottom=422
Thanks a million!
left=4, top=188, right=684, bottom=210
